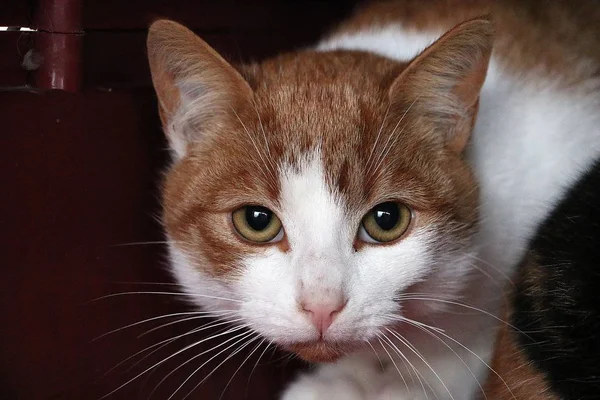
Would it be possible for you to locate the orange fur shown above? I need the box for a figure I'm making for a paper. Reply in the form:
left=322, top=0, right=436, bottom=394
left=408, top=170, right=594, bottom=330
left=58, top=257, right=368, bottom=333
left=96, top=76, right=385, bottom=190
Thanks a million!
left=148, top=19, right=488, bottom=280
left=484, top=297, right=558, bottom=400
left=331, top=0, right=600, bottom=85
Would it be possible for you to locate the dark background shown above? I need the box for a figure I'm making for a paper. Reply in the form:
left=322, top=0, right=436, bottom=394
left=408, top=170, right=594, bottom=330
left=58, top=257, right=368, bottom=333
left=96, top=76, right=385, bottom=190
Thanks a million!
left=0, top=1, right=358, bottom=398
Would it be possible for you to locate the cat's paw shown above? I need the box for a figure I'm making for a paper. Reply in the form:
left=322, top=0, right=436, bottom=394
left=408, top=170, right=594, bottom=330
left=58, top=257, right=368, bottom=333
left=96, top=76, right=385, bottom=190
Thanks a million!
left=281, top=373, right=365, bottom=400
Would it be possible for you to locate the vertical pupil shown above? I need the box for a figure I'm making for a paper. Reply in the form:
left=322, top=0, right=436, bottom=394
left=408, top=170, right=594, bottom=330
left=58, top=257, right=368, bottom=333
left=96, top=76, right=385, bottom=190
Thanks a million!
left=374, top=202, right=400, bottom=230
left=245, top=206, right=272, bottom=231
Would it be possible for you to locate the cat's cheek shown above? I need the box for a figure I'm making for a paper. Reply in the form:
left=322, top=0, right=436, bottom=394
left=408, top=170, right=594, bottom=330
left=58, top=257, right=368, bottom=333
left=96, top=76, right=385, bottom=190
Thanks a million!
left=233, top=251, right=317, bottom=343
left=167, top=243, right=243, bottom=313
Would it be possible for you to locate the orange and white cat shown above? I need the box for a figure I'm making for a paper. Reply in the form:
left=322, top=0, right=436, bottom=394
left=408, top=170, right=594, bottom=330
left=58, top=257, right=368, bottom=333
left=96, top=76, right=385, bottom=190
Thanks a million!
left=147, top=1, right=600, bottom=399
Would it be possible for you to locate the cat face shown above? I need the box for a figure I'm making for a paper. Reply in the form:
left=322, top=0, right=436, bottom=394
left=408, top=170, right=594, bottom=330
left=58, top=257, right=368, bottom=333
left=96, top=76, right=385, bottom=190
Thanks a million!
left=148, top=19, right=492, bottom=362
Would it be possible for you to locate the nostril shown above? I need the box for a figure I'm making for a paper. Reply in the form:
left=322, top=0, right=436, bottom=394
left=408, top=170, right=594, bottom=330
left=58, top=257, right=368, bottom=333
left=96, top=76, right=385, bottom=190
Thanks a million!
left=301, top=303, right=311, bottom=313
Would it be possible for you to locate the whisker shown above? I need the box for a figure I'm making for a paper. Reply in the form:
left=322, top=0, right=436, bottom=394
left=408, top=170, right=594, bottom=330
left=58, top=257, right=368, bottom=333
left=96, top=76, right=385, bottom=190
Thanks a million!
left=383, top=313, right=445, bottom=334
left=394, top=321, right=486, bottom=400
left=416, top=324, right=516, bottom=400
left=231, top=107, right=277, bottom=189
left=107, top=281, right=184, bottom=287
left=383, top=331, right=438, bottom=400
left=104, top=321, right=232, bottom=377
left=369, top=96, right=420, bottom=178
left=99, top=324, right=249, bottom=399
left=219, top=338, right=266, bottom=400
left=251, top=99, right=278, bottom=175
left=394, top=296, right=528, bottom=337
left=376, top=334, right=411, bottom=394
left=365, top=339, right=385, bottom=371
left=109, top=240, right=173, bottom=247
left=247, top=340, right=273, bottom=389
left=383, top=332, right=432, bottom=400
left=461, top=252, right=516, bottom=287
left=365, top=103, right=391, bottom=173
left=92, top=291, right=243, bottom=304
left=148, top=329, right=254, bottom=399
left=386, top=328, right=454, bottom=400
left=174, top=332, right=261, bottom=400
left=124, top=321, right=241, bottom=374
left=93, top=311, right=235, bottom=341
left=137, top=313, right=238, bottom=338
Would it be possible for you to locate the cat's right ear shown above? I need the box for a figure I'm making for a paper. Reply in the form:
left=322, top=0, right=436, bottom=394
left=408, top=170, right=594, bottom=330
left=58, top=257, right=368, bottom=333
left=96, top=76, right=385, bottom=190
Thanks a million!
left=147, top=20, right=253, bottom=158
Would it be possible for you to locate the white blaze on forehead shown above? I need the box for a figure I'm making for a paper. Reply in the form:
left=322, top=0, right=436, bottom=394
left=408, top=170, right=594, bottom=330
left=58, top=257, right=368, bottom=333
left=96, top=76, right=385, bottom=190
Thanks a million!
left=278, top=154, right=351, bottom=294
left=279, top=154, right=349, bottom=250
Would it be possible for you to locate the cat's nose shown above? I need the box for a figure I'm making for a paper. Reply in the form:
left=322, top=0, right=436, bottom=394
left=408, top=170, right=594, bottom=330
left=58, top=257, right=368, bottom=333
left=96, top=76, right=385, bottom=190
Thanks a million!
left=301, top=300, right=346, bottom=337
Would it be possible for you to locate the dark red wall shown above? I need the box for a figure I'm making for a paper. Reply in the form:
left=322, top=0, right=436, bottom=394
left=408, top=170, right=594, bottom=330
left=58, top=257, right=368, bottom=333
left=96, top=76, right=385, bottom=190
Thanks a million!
left=0, top=1, right=357, bottom=398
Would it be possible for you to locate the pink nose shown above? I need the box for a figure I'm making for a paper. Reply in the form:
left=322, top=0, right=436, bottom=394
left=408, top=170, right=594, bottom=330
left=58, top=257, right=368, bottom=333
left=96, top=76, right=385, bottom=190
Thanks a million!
left=301, top=301, right=345, bottom=336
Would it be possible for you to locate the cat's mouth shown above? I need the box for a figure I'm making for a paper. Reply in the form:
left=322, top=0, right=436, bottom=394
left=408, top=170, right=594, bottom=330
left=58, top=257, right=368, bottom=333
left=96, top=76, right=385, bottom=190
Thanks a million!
left=284, top=341, right=360, bottom=363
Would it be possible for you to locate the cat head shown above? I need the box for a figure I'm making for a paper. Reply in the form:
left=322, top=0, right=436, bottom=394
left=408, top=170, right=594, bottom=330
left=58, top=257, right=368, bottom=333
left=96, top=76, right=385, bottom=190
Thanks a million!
left=148, top=18, right=492, bottom=362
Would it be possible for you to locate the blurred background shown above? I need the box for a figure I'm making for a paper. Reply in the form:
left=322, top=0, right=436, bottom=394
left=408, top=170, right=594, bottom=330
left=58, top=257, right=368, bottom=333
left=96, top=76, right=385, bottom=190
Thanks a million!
left=0, top=0, right=359, bottom=398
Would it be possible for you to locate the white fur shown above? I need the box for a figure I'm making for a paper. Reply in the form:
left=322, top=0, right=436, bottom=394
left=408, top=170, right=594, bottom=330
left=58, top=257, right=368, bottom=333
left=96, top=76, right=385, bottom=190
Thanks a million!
left=235, top=155, right=443, bottom=344
left=279, top=25, right=600, bottom=400
left=167, top=23, right=600, bottom=400
left=169, top=154, right=484, bottom=399
left=317, top=27, right=442, bottom=62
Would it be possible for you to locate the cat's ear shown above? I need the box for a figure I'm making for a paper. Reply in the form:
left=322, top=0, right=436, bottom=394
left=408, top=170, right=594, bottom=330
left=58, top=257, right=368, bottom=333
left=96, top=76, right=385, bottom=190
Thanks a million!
left=389, top=18, right=493, bottom=153
left=147, top=20, right=253, bottom=158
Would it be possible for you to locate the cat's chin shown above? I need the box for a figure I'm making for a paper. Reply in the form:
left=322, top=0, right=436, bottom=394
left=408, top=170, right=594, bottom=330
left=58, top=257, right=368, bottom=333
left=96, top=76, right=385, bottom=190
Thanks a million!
left=284, top=341, right=360, bottom=363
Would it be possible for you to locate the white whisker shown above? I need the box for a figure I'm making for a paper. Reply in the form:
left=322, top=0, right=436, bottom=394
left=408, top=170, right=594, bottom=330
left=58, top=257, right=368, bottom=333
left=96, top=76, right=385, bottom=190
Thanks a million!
left=365, top=103, right=391, bottom=174
left=395, top=319, right=488, bottom=400
left=461, top=252, right=515, bottom=286
left=386, top=328, right=454, bottom=400
left=175, top=332, right=261, bottom=400
left=382, top=332, right=431, bottom=396
left=370, top=96, right=420, bottom=178
left=93, top=310, right=235, bottom=341
left=417, top=324, right=516, bottom=400
left=93, top=291, right=243, bottom=303
left=99, top=324, right=248, bottom=399
left=148, top=329, right=254, bottom=399
left=247, top=340, right=273, bottom=388
left=231, top=107, right=277, bottom=189
left=219, top=337, right=267, bottom=400
left=395, top=296, right=527, bottom=337
left=109, top=240, right=174, bottom=247
left=377, top=334, right=411, bottom=394
left=383, top=331, right=438, bottom=400
left=104, top=320, right=232, bottom=376
left=137, top=313, right=238, bottom=338
left=365, top=339, right=385, bottom=371
left=251, top=99, right=278, bottom=175
left=124, top=321, right=241, bottom=374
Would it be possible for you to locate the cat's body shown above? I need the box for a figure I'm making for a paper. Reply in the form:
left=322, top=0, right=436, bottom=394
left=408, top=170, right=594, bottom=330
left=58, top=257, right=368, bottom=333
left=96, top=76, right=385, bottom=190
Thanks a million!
left=485, top=160, right=600, bottom=400
left=281, top=3, right=600, bottom=399
left=146, top=1, right=600, bottom=399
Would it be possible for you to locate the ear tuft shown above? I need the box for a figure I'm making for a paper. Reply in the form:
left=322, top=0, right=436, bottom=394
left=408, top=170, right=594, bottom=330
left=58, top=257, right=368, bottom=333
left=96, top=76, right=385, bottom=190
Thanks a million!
left=147, top=20, right=252, bottom=158
left=389, top=17, right=494, bottom=153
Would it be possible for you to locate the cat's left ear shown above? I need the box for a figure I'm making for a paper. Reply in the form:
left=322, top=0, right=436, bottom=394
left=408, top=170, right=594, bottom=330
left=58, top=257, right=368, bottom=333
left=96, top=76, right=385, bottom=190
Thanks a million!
left=389, top=18, right=493, bottom=153
left=147, top=20, right=253, bottom=158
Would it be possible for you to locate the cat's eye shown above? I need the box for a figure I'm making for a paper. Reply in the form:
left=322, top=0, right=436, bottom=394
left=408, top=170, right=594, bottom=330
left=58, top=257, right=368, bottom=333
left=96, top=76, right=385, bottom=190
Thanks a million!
left=359, top=202, right=412, bottom=243
left=232, top=205, right=283, bottom=243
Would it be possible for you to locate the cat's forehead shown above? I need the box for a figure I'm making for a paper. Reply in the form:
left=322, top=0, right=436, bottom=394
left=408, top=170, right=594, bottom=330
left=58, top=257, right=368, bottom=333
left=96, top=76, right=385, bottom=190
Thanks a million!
left=173, top=52, right=466, bottom=216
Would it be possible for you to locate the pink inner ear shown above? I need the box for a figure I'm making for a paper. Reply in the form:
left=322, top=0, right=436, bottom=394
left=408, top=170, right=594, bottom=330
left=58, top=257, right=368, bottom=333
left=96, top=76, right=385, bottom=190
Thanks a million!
left=147, top=19, right=254, bottom=156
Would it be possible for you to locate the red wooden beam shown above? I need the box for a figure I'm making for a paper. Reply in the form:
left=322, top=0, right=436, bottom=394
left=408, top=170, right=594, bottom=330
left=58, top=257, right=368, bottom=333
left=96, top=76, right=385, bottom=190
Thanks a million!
left=32, top=0, right=83, bottom=92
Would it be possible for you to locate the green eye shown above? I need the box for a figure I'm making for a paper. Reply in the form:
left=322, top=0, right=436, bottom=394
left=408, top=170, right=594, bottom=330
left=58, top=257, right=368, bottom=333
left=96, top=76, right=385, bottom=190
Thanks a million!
left=232, top=205, right=283, bottom=243
left=359, top=202, right=412, bottom=243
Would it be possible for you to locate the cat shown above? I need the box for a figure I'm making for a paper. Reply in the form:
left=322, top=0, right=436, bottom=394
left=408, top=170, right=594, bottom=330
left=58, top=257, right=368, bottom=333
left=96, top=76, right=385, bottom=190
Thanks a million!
left=484, top=159, right=600, bottom=400
left=146, top=1, right=600, bottom=399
